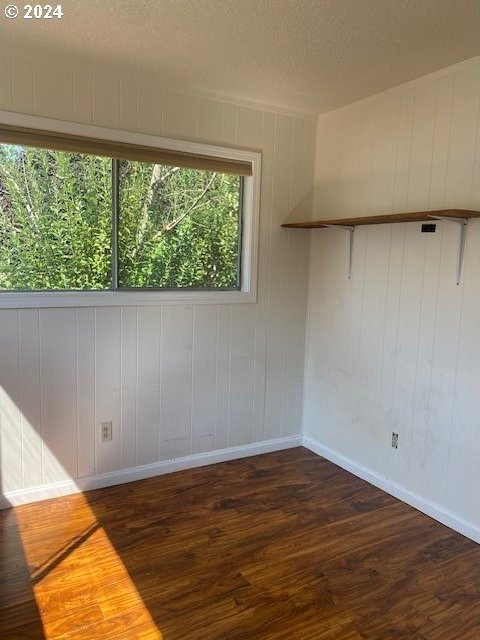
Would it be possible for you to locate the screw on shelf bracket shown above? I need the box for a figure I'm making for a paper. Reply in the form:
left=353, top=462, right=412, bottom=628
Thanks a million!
left=323, top=225, right=355, bottom=279
left=428, top=215, right=468, bottom=285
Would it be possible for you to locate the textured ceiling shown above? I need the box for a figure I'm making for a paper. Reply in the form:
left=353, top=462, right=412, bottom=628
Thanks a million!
left=2, top=0, right=479, bottom=114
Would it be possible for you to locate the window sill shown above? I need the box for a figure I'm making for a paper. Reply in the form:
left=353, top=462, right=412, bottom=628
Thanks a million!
left=0, top=289, right=256, bottom=309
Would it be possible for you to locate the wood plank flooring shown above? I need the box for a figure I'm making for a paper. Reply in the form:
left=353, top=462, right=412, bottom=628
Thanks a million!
left=1, top=447, right=479, bottom=639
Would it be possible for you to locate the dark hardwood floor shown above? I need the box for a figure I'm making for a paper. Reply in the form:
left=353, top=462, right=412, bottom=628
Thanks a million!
left=1, top=447, right=479, bottom=639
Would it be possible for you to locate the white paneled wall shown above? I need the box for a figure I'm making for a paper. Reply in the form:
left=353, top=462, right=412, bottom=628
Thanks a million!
left=304, top=57, right=480, bottom=535
left=2, top=43, right=477, bottom=542
left=0, top=47, right=315, bottom=497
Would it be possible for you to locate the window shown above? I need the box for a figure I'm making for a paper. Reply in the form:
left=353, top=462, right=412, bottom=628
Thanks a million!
left=0, top=146, right=242, bottom=291
left=0, top=145, right=112, bottom=291
left=0, top=114, right=260, bottom=307
left=117, top=160, right=242, bottom=290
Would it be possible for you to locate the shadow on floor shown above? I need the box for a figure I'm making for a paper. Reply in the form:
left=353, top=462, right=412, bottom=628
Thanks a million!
left=0, top=501, right=46, bottom=640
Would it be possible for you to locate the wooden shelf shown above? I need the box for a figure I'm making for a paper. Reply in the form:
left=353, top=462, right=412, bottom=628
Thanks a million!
left=282, top=209, right=480, bottom=284
left=282, top=209, right=480, bottom=228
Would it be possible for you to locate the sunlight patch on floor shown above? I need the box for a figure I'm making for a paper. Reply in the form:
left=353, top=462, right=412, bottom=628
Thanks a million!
left=1, top=385, right=163, bottom=638
left=12, top=485, right=163, bottom=638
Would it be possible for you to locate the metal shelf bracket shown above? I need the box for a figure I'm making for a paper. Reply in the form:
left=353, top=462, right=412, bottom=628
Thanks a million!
left=323, top=225, right=355, bottom=279
left=428, top=215, right=468, bottom=285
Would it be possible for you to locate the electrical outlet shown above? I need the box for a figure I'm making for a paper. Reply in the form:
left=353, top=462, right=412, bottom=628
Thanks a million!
left=101, top=421, right=112, bottom=442
left=391, top=432, right=399, bottom=449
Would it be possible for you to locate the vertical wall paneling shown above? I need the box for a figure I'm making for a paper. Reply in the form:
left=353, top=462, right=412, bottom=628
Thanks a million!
left=191, top=306, right=218, bottom=454
left=445, top=218, right=480, bottom=523
left=120, top=81, right=138, bottom=132
left=0, top=45, right=315, bottom=498
left=379, top=225, right=406, bottom=445
left=34, top=59, right=74, bottom=121
left=11, top=55, right=34, bottom=114
left=221, top=103, right=237, bottom=146
left=282, top=117, right=306, bottom=436
left=95, top=308, right=121, bottom=474
left=235, top=106, right=265, bottom=444
left=252, top=112, right=274, bottom=442
left=160, top=307, right=193, bottom=460
left=387, top=224, right=426, bottom=483
left=421, top=221, right=463, bottom=504
left=0, top=52, right=12, bottom=110
left=196, top=98, right=223, bottom=144
left=73, top=65, right=93, bottom=125
left=93, top=73, right=120, bottom=129
left=428, top=75, right=454, bottom=209
left=162, top=92, right=196, bottom=141
left=264, top=114, right=294, bottom=439
left=303, top=232, right=341, bottom=448
left=344, top=228, right=368, bottom=460
left=304, top=57, right=480, bottom=531
left=406, top=85, right=436, bottom=210
left=407, top=223, right=442, bottom=491
left=228, top=306, right=256, bottom=447
left=18, top=310, right=42, bottom=488
left=76, top=308, right=95, bottom=478
left=136, top=307, right=161, bottom=466
left=40, top=309, right=77, bottom=484
left=236, top=106, right=263, bottom=150
left=214, top=305, right=231, bottom=451
left=470, top=102, right=480, bottom=208
left=0, top=311, right=22, bottom=493
left=356, top=105, right=375, bottom=217
left=120, top=307, right=137, bottom=469
left=137, top=82, right=162, bottom=136
left=354, top=226, right=391, bottom=472
left=444, top=65, right=480, bottom=208
left=370, top=95, right=400, bottom=214
left=392, top=92, right=414, bottom=213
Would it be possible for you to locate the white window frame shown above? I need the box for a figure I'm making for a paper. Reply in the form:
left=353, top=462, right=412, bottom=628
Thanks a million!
left=0, top=110, right=261, bottom=309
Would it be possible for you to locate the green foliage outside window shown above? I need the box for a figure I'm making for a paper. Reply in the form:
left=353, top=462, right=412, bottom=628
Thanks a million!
left=0, top=144, right=241, bottom=291
left=118, top=160, right=240, bottom=289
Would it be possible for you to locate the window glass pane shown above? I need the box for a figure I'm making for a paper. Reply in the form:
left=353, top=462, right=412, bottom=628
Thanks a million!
left=0, top=144, right=112, bottom=291
left=118, top=161, right=241, bottom=289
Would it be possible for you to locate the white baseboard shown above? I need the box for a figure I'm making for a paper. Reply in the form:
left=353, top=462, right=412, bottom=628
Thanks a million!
left=5, top=432, right=477, bottom=544
left=0, top=435, right=302, bottom=509
left=302, top=435, right=480, bottom=544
